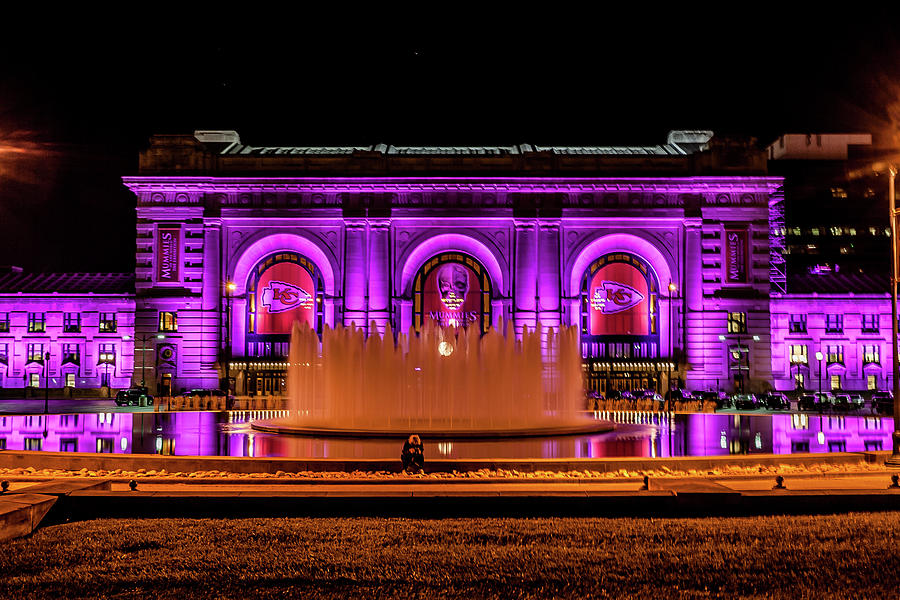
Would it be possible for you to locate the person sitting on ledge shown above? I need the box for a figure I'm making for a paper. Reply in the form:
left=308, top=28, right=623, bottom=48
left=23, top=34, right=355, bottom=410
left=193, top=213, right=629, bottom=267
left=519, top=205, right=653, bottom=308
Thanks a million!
left=401, top=434, right=425, bottom=474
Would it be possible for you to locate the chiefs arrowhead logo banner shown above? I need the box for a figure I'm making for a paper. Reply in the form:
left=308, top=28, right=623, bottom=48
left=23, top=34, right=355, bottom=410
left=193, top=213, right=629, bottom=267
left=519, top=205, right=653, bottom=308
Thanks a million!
left=261, top=281, right=313, bottom=313
left=590, top=281, right=645, bottom=314
left=588, top=261, right=651, bottom=336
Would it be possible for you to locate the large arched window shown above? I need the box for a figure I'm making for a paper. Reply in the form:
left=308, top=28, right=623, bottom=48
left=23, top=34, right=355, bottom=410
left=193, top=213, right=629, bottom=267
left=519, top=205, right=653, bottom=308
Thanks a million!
left=580, top=252, right=659, bottom=359
left=413, top=252, right=492, bottom=333
left=246, top=252, right=324, bottom=356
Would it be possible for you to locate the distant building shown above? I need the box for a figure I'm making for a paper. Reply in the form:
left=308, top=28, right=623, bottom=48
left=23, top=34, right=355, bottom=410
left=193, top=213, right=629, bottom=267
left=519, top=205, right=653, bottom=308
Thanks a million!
left=0, top=270, right=135, bottom=396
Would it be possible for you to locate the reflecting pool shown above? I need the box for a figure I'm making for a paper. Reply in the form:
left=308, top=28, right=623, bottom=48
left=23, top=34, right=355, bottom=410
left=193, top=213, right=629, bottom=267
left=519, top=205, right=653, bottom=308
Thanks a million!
left=0, top=410, right=893, bottom=459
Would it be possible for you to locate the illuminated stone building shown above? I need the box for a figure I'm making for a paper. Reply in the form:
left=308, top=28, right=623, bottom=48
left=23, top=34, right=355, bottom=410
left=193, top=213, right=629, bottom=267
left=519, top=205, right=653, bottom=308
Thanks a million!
left=120, top=129, right=778, bottom=396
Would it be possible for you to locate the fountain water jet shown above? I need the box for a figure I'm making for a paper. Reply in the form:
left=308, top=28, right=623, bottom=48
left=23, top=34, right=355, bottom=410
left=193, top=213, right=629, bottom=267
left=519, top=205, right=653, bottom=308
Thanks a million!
left=252, top=320, right=613, bottom=438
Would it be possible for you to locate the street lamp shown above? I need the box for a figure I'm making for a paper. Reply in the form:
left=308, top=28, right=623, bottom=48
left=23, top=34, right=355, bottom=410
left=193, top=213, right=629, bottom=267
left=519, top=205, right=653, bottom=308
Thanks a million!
left=848, top=156, right=900, bottom=464
left=667, top=281, right=677, bottom=411
left=43, top=351, right=51, bottom=415
left=815, top=350, right=824, bottom=396
left=225, top=281, right=236, bottom=395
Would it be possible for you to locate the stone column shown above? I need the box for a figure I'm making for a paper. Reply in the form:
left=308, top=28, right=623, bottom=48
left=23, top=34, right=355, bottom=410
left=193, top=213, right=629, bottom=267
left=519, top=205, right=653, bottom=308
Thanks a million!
left=367, top=220, right=391, bottom=333
left=683, top=218, right=704, bottom=375
left=343, top=220, right=368, bottom=331
left=201, top=218, right=222, bottom=380
left=513, top=220, right=538, bottom=336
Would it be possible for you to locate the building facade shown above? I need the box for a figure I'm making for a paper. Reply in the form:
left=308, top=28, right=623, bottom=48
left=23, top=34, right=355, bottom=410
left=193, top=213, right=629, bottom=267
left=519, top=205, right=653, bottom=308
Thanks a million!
left=3, top=130, right=894, bottom=399
left=117, top=130, right=778, bottom=397
left=0, top=271, right=135, bottom=396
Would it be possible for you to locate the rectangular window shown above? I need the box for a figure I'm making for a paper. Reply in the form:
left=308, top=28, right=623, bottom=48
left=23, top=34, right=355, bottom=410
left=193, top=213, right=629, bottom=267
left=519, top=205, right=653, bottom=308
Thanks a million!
left=826, top=345, right=844, bottom=365
left=830, top=374, right=841, bottom=390
left=861, top=314, right=879, bottom=333
left=868, top=374, right=878, bottom=390
left=29, top=373, right=40, bottom=388
left=789, top=344, right=808, bottom=364
left=98, top=344, right=116, bottom=364
left=62, top=343, right=80, bottom=365
left=60, top=439, right=78, bottom=452
left=27, top=343, right=44, bottom=362
left=24, top=437, right=42, bottom=451
left=727, top=312, right=747, bottom=334
left=99, top=313, right=117, bottom=333
left=65, top=373, right=75, bottom=388
left=865, top=440, right=883, bottom=451
left=0, top=438, right=5, bottom=450
left=63, top=312, right=81, bottom=333
left=158, top=311, right=178, bottom=332
left=825, top=314, right=843, bottom=334
left=0, top=343, right=7, bottom=364
left=862, top=345, right=879, bottom=365
left=791, top=441, right=810, bottom=453
left=0, top=313, right=8, bottom=332
left=96, top=438, right=114, bottom=454
left=789, top=314, right=807, bottom=333
left=28, top=313, right=45, bottom=333
left=828, top=441, right=847, bottom=453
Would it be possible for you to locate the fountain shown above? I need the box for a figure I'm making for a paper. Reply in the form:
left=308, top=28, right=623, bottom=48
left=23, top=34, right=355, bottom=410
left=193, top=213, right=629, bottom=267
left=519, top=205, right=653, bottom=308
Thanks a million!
left=252, top=320, right=613, bottom=438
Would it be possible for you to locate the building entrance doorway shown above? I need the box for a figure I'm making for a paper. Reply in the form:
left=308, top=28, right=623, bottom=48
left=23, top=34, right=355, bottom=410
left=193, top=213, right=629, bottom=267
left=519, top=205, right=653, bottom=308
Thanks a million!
left=249, top=371, right=286, bottom=396
left=159, top=373, right=172, bottom=397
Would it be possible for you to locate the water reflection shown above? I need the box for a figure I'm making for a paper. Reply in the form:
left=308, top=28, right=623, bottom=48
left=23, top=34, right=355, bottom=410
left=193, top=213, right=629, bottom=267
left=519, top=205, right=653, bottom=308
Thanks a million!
left=0, top=411, right=893, bottom=459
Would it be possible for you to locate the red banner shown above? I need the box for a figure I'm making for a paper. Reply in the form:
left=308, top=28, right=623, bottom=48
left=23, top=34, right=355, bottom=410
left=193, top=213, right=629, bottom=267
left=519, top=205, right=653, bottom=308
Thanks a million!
left=423, top=262, right=482, bottom=328
left=156, top=227, right=181, bottom=283
left=725, top=229, right=749, bottom=283
left=255, top=262, right=316, bottom=334
left=588, top=262, right=649, bottom=335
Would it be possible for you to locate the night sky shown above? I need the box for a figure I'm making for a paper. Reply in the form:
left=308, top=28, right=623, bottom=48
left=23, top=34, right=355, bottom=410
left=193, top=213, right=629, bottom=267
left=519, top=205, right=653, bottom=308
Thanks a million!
left=1, top=7, right=898, bottom=274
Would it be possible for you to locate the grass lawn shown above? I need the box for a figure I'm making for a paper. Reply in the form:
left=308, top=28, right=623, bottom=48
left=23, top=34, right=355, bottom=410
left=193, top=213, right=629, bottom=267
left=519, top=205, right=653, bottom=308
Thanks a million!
left=2, top=513, right=899, bottom=598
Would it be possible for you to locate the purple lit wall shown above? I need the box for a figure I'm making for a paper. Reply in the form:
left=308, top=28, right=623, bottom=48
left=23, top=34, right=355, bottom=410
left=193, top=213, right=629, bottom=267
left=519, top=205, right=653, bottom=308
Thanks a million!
left=769, top=294, right=893, bottom=392
left=121, top=175, right=782, bottom=395
left=0, top=294, right=135, bottom=393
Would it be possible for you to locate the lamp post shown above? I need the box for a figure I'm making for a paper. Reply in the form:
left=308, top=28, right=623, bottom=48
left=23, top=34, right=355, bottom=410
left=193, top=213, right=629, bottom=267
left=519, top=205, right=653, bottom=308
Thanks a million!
left=43, top=351, right=50, bottom=415
left=888, top=163, right=900, bottom=464
left=815, top=350, right=824, bottom=396
left=848, top=157, right=900, bottom=464
left=667, top=281, right=677, bottom=411
left=225, top=281, right=236, bottom=395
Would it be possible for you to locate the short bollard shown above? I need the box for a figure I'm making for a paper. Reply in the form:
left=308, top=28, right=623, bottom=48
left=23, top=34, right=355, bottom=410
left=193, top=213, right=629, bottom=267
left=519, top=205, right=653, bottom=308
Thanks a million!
left=0, top=480, right=9, bottom=494
left=128, top=480, right=138, bottom=491
left=889, top=475, right=900, bottom=489
left=640, top=475, right=649, bottom=491
left=772, top=475, right=786, bottom=490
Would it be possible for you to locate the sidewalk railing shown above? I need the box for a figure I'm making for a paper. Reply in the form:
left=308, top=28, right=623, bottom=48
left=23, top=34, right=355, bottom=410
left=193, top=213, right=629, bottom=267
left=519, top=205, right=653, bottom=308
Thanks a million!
left=154, top=395, right=288, bottom=412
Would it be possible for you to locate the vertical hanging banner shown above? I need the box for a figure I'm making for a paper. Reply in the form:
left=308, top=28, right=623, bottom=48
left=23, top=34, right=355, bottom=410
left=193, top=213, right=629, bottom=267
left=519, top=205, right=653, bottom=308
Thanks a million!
left=725, top=228, right=749, bottom=283
left=156, top=227, right=182, bottom=283
left=423, top=262, right=482, bottom=328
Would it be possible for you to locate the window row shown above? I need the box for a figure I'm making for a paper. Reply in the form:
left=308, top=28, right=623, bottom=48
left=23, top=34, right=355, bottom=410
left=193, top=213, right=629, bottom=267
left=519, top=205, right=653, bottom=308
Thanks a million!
left=788, top=313, right=880, bottom=334
left=0, top=343, right=118, bottom=365
left=788, top=344, right=881, bottom=366
left=0, top=311, right=177, bottom=333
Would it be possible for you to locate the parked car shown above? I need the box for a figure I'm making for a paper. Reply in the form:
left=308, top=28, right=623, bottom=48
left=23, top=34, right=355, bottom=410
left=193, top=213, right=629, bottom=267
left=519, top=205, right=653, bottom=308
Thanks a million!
left=115, top=386, right=153, bottom=407
left=845, top=393, right=865, bottom=411
left=831, top=394, right=852, bottom=411
left=760, top=391, right=789, bottom=411
left=872, top=391, right=894, bottom=415
left=696, top=390, right=730, bottom=409
left=638, top=391, right=664, bottom=403
left=814, top=392, right=836, bottom=410
left=798, top=393, right=818, bottom=411
left=732, top=394, right=759, bottom=410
